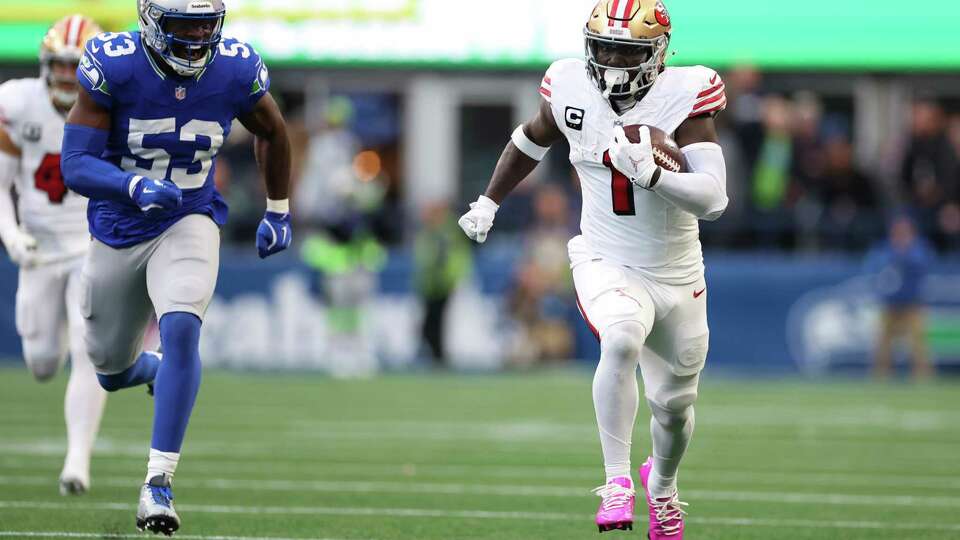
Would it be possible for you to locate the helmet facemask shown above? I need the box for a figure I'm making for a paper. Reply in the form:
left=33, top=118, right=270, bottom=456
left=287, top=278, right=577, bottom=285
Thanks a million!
left=42, top=55, right=82, bottom=109
left=39, top=14, right=102, bottom=111
left=584, top=29, right=668, bottom=104
left=139, top=1, right=224, bottom=77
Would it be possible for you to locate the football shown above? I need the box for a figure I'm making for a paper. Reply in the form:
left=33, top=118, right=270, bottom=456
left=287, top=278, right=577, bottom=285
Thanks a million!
left=621, top=124, right=687, bottom=173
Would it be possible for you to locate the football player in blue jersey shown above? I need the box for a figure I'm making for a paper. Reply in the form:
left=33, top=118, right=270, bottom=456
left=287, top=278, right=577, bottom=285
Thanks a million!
left=60, top=0, right=292, bottom=535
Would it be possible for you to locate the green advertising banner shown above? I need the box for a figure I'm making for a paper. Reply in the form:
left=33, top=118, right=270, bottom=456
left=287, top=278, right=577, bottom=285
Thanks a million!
left=0, top=0, right=957, bottom=71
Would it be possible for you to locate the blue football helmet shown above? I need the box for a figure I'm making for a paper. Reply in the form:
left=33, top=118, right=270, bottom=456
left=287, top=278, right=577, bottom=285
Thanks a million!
left=138, top=0, right=225, bottom=77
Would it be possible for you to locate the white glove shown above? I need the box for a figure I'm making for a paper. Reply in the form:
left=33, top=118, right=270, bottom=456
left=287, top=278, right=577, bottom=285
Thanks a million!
left=609, top=125, right=660, bottom=190
left=458, top=195, right=499, bottom=243
left=1, top=227, right=38, bottom=267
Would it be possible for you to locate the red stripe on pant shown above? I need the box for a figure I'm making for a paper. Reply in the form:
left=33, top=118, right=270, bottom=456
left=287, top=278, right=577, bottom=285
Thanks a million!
left=575, top=292, right=600, bottom=342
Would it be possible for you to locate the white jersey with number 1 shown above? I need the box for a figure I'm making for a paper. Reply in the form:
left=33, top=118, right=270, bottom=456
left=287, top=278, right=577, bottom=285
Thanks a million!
left=0, top=77, right=88, bottom=261
left=540, top=59, right=726, bottom=285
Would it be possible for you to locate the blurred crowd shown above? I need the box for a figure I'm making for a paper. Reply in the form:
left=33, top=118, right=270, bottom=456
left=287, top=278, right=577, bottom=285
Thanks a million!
left=205, top=69, right=959, bottom=367
left=715, top=67, right=960, bottom=253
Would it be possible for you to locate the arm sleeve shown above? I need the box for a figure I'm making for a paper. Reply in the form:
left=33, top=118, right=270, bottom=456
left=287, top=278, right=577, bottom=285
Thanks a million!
left=653, top=142, right=729, bottom=221
left=0, top=150, right=19, bottom=241
left=61, top=124, right=137, bottom=201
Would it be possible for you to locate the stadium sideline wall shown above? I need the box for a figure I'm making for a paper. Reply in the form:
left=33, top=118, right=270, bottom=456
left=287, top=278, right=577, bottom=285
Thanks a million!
left=1, top=251, right=957, bottom=375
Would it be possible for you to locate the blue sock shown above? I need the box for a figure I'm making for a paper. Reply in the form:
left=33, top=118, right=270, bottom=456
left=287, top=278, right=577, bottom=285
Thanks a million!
left=151, top=312, right=203, bottom=453
left=97, top=351, right=161, bottom=392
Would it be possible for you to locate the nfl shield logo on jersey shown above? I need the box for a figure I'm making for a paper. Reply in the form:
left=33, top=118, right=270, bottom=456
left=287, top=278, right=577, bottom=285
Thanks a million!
left=175, top=86, right=187, bottom=101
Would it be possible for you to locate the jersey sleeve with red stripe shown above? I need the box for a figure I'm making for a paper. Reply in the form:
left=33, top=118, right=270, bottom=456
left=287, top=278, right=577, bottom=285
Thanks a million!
left=689, top=68, right=726, bottom=118
left=539, top=73, right=553, bottom=102
left=539, top=59, right=579, bottom=104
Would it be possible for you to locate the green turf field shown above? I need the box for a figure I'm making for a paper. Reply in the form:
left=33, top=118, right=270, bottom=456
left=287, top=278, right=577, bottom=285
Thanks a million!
left=0, top=367, right=959, bottom=539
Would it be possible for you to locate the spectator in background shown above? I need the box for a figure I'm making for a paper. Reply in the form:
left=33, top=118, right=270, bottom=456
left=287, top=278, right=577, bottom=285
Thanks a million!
left=818, top=132, right=880, bottom=249
left=866, top=213, right=935, bottom=381
left=901, top=98, right=958, bottom=250
left=413, top=201, right=472, bottom=366
left=296, top=96, right=360, bottom=226
left=726, top=66, right=765, bottom=174
left=941, top=113, right=960, bottom=249
left=301, top=150, right=392, bottom=378
left=507, top=185, right=575, bottom=366
left=748, top=95, right=794, bottom=245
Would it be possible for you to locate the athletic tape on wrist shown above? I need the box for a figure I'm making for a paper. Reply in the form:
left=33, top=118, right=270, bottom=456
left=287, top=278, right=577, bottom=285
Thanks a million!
left=511, top=125, right=550, bottom=161
left=266, top=198, right=290, bottom=214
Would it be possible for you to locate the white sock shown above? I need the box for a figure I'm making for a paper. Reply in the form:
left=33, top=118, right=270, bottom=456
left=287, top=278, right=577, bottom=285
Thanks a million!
left=648, top=403, right=695, bottom=499
left=62, top=355, right=107, bottom=480
left=146, top=449, right=180, bottom=483
left=593, top=322, right=646, bottom=482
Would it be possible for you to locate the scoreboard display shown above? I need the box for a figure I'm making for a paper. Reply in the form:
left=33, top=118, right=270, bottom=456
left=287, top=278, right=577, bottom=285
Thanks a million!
left=0, top=0, right=957, bottom=70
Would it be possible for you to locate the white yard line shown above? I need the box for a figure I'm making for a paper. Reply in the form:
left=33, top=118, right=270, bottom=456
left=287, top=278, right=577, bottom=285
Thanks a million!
left=1, top=501, right=959, bottom=533
left=2, top=475, right=960, bottom=508
left=3, top=457, right=960, bottom=490
left=0, top=533, right=353, bottom=540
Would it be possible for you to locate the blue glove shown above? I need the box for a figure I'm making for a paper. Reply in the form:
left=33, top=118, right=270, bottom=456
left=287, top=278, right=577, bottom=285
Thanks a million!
left=129, top=176, right=182, bottom=219
left=256, top=211, right=292, bottom=259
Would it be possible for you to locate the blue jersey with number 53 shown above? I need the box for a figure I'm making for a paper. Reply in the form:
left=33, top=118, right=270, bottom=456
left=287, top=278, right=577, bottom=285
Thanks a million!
left=76, top=31, right=269, bottom=248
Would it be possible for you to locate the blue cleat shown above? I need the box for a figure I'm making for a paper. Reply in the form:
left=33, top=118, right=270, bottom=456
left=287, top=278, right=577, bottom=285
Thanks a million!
left=136, top=474, right=179, bottom=536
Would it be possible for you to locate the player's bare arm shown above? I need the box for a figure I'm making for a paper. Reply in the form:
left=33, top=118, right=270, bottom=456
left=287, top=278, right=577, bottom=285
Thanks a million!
left=238, top=91, right=294, bottom=258
left=459, top=98, right=562, bottom=243
left=238, top=92, right=291, bottom=201
left=65, top=89, right=109, bottom=130
left=674, top=113, right=720, bottom=146
left=484, top=99, right=563, bottom=203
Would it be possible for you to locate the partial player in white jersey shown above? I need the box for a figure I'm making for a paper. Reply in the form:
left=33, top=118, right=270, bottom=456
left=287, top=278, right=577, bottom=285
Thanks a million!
left=459, top=1, right=727, bottom=537
left=0, top=14, right=107, bottom=496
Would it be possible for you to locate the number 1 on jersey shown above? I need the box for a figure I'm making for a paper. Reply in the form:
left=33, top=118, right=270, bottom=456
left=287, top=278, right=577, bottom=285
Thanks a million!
left=603, top=149, right=636, bottom=216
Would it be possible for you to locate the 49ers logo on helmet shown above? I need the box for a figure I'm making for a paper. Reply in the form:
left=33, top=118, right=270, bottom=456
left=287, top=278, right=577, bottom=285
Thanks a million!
left=654, top=1, right=671, bottom=26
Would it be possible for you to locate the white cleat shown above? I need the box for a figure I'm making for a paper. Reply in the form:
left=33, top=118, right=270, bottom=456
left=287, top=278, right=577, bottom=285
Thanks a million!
left=58, top=472, right=89, bottom=496
left=136, top=474, right=180, bottom=536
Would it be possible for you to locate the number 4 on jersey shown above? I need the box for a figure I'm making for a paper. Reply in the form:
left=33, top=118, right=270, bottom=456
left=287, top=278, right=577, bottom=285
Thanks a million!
left=34, top=153, right=67, bottom=204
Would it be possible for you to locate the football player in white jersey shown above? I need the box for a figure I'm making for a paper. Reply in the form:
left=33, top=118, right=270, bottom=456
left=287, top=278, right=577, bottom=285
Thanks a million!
left=459, top=1, right=727, bottom=537
left=0, top=15, right=108, bottom=495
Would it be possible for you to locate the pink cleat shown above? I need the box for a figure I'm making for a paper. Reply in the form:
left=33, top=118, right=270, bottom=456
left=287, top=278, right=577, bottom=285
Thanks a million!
left=592, top=476, right=635, bottom=533
left=639, top=457, right=688, bottom=539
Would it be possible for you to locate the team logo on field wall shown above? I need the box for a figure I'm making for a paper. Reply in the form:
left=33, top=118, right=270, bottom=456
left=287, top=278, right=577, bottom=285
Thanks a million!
left=786, top=275, right=960, bottom=374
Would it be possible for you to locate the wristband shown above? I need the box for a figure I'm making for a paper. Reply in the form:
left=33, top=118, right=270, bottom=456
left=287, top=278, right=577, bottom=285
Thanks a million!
left=266, top=198, right=290, bottom=214
left=474, top=195, right=500, bottom=212
left=510, top=125, right=550, bottom=161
